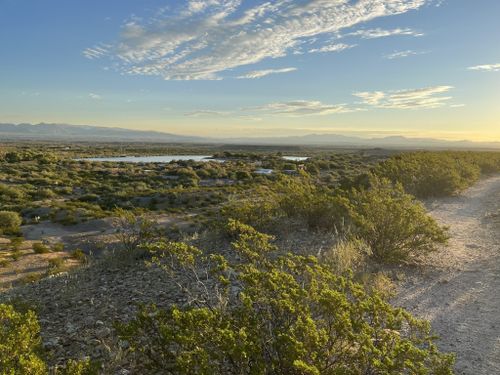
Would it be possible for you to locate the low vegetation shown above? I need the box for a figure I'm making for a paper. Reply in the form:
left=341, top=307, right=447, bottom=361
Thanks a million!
left=0, top=303, right=98, bottom=374
left=118, top=221, right=454, bottom=374
left=374, top=151, right=500, bottom=198
left=1, top=143, right=499, bottom=373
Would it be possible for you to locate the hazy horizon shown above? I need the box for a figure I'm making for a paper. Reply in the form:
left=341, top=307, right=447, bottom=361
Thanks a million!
left=1, top=0, right=499, bottom=142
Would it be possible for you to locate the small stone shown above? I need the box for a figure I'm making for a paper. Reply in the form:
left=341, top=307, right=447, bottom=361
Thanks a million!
left=65, top=323, right=78, bottom=335
left=119, top=339, right=130, bottom=350
left=96, top=327, right=111, bottom=339
left=43, top=337, right=61, bottom=350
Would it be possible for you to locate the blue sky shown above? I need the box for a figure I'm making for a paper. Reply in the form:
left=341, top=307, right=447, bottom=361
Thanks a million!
left=0, top=0, right=499, bottom=140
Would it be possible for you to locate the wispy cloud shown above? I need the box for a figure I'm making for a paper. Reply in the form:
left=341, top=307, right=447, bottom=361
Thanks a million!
left=384, top=49, right=428, bottom=59
left=309, top=43, right=356, bottom=54
left=184, top=110, right=230, bottom=117
left=85, top=0, right=430, bottom=80
left=89, top=93, right=102, bottom=100
left=347, top=27, right=424, bottom=39
left=467, top=63, right=500, bottom=72
left=237, top=67, right=297, bottom=79
left=187, top=85, right=457, bottom=118
left=353, top=86, right=454, bottom=109
left=251, top=100, right=358, bottom=117
left=83, top=44, right=110, bottom=60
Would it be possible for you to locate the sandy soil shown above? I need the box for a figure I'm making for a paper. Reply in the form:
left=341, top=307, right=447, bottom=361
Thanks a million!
left=0, top=241, right=78, bottom=291
left=395, top=175, right=500, bottom=374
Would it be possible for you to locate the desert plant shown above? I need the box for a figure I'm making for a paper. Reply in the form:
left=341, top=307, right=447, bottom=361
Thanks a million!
left=113, top=208, right=157, bottom=252
left=71, top=249, right=87, bottom=262
left=118, top=221, right=454, bottom=374
left=0, top=210, right=22, bottom=235
left=0, top=303, right=47, bottom=374
left=320, top=237, right=371, bottom=274
left=32, top=242, right=51, bottom=254
left=348, top=178, right=449, bottom=263
left=48, top=257, right=64, bottom=269
left=52, top=242, right=65, bottom=252
left=277, top=179, right=350, bottom=231
left=0, top=304, right=98, bottom=375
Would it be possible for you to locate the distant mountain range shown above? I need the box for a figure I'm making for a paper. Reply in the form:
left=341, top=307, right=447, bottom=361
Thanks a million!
left=0, top=123, right=203, bottom=143
left=1, top=122, right=498, bottom=149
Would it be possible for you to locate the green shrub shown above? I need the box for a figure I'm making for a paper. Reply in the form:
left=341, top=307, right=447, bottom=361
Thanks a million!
left=348, top=178, right=449, bottom=263
left=113, top=208, right=158, bottom=251
left=32, top=242, right=51, bottom=254
left=55, top=359, right=100, bottom=375
left=277, top=179, right=351, bottom=231
left=10, top=236, right=24, bottom=250
left=119, top=221, right=454, bottom=374
left=0, top=303, right=47, bottom=374
left=0, top=304, right=98, bottom=375
left=11, top=250, right=22, bottom=261
left=373, top=152, right=497, bottom=198
left=221, top=195, right=279, bottom=231
left=0, top=210, right=22, bottom=235
left=52, top=242, right=65, bottom=252
left=71, top=249, right=87, bottom=262
left=48, top=257, right=64, bottom=269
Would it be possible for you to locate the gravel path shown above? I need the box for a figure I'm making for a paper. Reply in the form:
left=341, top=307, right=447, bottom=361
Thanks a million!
left=395, top=175, right=500, bottom=374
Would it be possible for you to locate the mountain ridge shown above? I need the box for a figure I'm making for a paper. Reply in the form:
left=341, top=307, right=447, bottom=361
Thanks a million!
left=1, top=122, right=498, bottom=149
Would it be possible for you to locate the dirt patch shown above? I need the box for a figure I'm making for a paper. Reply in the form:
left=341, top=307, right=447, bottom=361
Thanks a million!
left=0, top=240, right=80, bottom=290
left=394, top=175, right=500, bottom=375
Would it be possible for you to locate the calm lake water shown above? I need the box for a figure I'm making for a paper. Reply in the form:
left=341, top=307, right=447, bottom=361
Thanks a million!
left=79, top=155, right=215, bottom=163
left=79, top=155, right=309, bottom=163
left=282, top=156, right=309, bottom=161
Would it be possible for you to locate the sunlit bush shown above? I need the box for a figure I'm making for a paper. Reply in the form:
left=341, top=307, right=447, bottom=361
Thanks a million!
left=348, top=178, right=448, bottom=263
left=119, top=221, right=454, bottom=374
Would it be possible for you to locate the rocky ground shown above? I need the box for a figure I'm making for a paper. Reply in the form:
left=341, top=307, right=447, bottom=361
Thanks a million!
left=1, top=176, right=499, bottom=374
left=1, top=254, right=182, bottom=373
left=395, top=175, right=500, bottom=375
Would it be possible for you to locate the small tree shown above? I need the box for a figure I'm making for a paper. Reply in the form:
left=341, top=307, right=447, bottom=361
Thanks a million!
left=0, top=210, right=22, bottom=235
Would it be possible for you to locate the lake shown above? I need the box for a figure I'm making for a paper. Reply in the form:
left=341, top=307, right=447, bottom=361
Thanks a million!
left=78, top=155, right=309, bottom=163
left=78, top=155, right=216, bottom=163
left=282, top=156, right=309, bottom=161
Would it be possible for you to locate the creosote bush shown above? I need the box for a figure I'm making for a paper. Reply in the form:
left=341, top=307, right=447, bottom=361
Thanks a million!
left=224, top=176, right=448, bottom=265
left=118, top=221, right=454, bottom=374
left=0, top=303, right=99, bottom=375
left=0, top=303, right=46, bottom=374
left=33, top=242, right=51, bottom=254
left=348, top=178, right=449, bottom=263
left=374, top=151, right=500, bottom=198
left=0, top=210, right=22, bottom=235
left=113, top=208, right=157, bottom=252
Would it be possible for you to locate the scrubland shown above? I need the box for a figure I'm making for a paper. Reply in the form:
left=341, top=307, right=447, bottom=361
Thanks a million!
left=1, top=143, right=499, bottom=374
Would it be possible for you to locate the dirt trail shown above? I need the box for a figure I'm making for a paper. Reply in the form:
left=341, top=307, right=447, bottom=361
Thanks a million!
left=395, top=175, right=500, bottom=375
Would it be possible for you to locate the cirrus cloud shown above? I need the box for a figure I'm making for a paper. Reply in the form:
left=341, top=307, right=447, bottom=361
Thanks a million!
left=237, top=67, right=297, bottom=79
left=354, top=86, right=454, bottom=109
left=187, top=85, right=458, bottom=118
left=384, top=49, right=428, bottom=59
left=347, top=27, right=424, bottom=39
left=252, top=100, right=359, bottom=116
left=309, top=43, right=356, bottom=54
left=85, top=0, right=430, bottom=80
